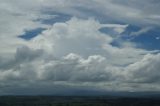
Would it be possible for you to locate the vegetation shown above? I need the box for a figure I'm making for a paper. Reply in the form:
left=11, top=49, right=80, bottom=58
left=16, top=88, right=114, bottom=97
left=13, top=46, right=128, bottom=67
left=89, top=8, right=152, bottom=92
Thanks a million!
left=0, top=96, right=160, bottom=106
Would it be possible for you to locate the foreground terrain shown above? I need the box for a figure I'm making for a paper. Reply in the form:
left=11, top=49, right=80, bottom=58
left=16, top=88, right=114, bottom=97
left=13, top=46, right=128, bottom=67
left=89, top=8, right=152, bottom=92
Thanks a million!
left=0, top=96, right=160, bottom=106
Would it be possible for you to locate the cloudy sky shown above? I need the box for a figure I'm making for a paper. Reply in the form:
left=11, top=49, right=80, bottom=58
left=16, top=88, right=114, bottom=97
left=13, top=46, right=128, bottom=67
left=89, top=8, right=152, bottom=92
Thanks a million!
left=1, top=0, right=160, bottom=95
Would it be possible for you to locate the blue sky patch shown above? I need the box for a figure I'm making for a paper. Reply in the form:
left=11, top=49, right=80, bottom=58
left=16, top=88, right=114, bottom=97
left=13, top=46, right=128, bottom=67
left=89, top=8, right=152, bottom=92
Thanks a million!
left=19, top=28, right=46, bottom=40
left=120, top=25, right=160, bottom=50
left=121, top=25, right=141, bottom=37
left=100, top=24, right=160, bottom=50
left=130, top=27, right=160, bottom=50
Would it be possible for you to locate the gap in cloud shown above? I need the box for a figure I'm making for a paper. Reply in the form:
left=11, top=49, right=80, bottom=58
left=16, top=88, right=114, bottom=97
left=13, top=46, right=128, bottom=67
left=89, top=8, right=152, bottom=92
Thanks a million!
left=36, top=12, right=71, bottom=25
left=120, top=25, right=141, bottom=46
left=121, top=25, right=141, bottom=38
left=110, top=40, right=122, bottom=48
left=130, top=27, right=160, bottom=50
left=120, top=25, right=160, bottom=50
left=100, top=24, right=160, bottom=50
left=19, top=28, right=46, bottom=40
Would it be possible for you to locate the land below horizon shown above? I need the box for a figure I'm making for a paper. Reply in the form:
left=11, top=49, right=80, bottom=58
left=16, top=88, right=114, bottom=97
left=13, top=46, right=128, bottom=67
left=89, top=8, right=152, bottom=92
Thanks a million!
left=0, top=95, right=160, bottom=106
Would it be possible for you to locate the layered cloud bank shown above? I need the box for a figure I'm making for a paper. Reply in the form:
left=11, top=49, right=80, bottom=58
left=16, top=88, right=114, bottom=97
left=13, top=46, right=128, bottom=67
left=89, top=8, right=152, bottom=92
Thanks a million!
left=0, top=0, right=160, bottom=94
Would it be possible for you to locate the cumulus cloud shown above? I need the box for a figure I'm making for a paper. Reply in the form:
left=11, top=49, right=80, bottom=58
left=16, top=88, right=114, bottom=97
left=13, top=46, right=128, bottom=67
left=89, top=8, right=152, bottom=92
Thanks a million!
left=0, top=0, right=160, bottom=55
left=125, top=53, right=160, bottom=83
left=0, top=16, right=160, bottom=94
left=0, top=0, right=160, bottom=94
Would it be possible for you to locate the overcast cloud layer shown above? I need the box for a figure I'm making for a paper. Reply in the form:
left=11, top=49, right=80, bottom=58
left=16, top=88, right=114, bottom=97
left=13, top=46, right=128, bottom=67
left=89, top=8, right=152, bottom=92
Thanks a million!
left=0, top=0, right=160, bottom=95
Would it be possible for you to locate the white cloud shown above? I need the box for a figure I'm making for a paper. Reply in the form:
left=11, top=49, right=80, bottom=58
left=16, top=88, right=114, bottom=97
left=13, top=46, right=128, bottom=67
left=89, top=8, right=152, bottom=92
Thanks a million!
left=0, top=0, right=160, bottom=94
left=0, top=0, right=159, bottom=55
left=1, top=0, right=160, bottom=26
left=125, top=53, right=160, bottom=83
left=102, top=24, right=128, bottom=34
left=0, top=17, right=159, bottom=93
left=29, top=17, right=113, bottom=57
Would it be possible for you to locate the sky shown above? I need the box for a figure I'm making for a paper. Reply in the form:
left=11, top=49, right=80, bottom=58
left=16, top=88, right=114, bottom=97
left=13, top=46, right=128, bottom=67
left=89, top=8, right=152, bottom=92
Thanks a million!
left=0, top=0, right=160, bottom=95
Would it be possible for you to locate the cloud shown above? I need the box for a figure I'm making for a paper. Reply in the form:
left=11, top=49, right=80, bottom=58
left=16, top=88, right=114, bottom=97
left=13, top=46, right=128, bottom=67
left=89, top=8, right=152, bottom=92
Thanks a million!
left=0, top=0, right=159, bottom=55
left=125, top=53, right=160, bottom=83
left=0, top=17, right=159, bottom=94
left=0, top=0, right=160, bottom=94
left=39, top=53, right=113, bottom=82
left=2, top=0, right=160, bottom=27
left=101, top=24, right=128, bottom=34
left=29, top=17, right=113, bottom=57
